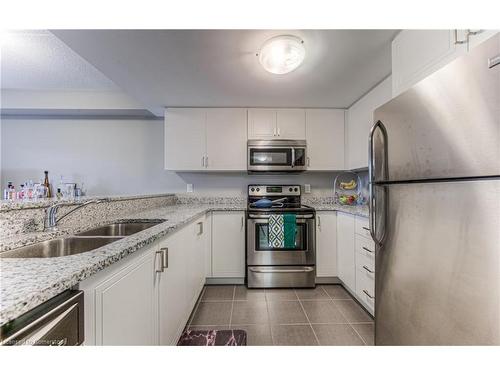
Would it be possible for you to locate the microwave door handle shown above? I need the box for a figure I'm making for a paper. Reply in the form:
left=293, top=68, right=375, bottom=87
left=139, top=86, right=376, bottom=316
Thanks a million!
left=291, top=148, right=295, bottom=168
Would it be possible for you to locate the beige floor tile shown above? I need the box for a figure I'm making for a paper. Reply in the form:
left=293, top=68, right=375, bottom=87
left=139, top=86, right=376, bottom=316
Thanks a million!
left=267, top=300, right=308, bottom=324
left=265, top=289, right=298, bottom=301
left=234, top=286, right=266, bottom=301
left=335, top=300, right=373, bottom=323
left=201, top=285, right=235, bottom=301
left=231, top=300, right=269, bottom=325
left=231, top=324, right=272, bottom=346
left=322, top=284, right=353, bottom=300
left=301, top=300, right=347, bottom=324
left=295, top=287, right=330, bottom=300
left=351, top=323, right=374, bottom=345
left=190, top=302, right=232, bottom=325
left=312, top=324, right=365, bottom=345
left=271, top=324, right=318, bottom=346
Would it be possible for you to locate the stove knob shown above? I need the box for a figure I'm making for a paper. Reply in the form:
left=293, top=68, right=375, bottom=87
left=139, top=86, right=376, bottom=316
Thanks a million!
left=251, top=188, right=255, bottom=192
left=294, top=187, right=298, bottom=192
left=289, top=187, right=293, bottom=192
left=256, top=188, right=260, bottom=192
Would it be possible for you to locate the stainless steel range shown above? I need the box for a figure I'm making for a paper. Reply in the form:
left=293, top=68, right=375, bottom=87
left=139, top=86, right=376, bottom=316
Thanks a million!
left=246, top=184, right=316, bottom=288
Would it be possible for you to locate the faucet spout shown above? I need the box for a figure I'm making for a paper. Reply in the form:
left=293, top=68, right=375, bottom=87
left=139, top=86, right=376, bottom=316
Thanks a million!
left=44, top=198, right=109, bottom=232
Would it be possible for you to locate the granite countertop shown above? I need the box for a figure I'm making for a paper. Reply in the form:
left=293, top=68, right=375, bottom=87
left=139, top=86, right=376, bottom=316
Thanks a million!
left=0, top=203, right=244, bottom=326
left=0, top=200, right=368, bottom=326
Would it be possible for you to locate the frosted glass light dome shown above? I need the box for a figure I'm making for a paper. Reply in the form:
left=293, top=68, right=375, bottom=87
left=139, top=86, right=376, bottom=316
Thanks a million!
left=258, top=35, right=305, bottom=75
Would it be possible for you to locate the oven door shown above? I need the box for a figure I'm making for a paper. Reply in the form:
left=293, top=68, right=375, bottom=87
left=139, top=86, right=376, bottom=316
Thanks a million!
left=247, top=213, right=315, bottom=266
left=247, top=146, right=307, bottom=172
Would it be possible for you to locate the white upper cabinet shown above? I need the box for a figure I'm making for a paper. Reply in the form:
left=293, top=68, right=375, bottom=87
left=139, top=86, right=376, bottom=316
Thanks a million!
left=248, top=108, right=305, bottom=140
left=305, top=109, right=345, bottom=170
left=165, top=108, right=247, bottom=171
left=276, top=109, right=306, bottom=139
left=206, top=108, right=247, bottom=170
left=248, top=108, right=276, bottom=139
left=165, top=108, right=206, bottom=171
left=392, top=30, right=498, bottom=97
left=346, top=76, right=392, bottom=170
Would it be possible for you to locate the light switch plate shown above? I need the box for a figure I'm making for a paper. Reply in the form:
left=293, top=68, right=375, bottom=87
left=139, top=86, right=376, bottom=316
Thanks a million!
left=304, top=184, right=311, bottom=193
left=187, top=184, right=194, bottom=193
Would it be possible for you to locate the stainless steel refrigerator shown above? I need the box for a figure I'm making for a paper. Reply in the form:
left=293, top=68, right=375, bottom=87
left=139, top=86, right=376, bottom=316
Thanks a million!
left=370, top=33, right=500, bottom=345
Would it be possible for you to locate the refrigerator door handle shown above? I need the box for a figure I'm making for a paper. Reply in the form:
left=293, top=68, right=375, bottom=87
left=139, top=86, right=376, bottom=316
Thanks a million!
left=368, top=120, right=389, bottom=247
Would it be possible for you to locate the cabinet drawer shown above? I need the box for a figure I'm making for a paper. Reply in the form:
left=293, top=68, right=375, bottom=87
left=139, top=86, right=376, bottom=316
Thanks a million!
left=355, top=265, right=375, bottom=313
left=355, top=216, right=371, bottom=239
left=355, top=235, right=375, bottom=269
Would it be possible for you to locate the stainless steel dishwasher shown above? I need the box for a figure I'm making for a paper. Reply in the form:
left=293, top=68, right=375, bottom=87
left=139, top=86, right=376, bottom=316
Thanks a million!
left=1, top=290, right=84, bottom=346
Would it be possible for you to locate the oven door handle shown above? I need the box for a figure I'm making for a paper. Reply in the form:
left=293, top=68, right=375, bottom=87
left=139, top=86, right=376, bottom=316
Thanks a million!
left=248, top=213, right=314, bottom=219
left=248, top=267, right=315, bottom=273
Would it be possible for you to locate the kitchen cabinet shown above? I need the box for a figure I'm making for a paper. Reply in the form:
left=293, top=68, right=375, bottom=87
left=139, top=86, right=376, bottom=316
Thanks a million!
left=336, top=212, right=356, bottom=292
left=305, top=109, right=345, bottom=170
left=206, top=108, right=247, bottom=170
left=211, top=211, right=246, bottom=278
left=164, top=108, right=206, bottom=171
left=165, top=108, right=247, bottom=171
left=94, top=250, right=157, bottom=345
left=248, top=108, right=305, bottom=140
left=346, top=76, right=392, bottom=170
left=354, top=216, right=375, bottom=315
left=392, top=30, right=498, bottom=96
left=316, top=211, right=338, bottom=277
left=81, top=218, right=207, bottom=346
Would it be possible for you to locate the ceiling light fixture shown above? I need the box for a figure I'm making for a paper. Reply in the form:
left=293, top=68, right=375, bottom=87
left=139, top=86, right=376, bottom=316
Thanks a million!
left=257, top=35, right=305, bottom=75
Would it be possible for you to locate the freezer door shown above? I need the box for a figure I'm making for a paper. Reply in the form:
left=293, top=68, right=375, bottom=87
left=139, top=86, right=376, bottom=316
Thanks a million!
left=375, top=179, right=500, bottom=345
left=373, top=33, right=500, bottom=182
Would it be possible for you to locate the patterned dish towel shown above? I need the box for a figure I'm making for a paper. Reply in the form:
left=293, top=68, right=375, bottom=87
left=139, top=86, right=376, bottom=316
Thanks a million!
left=268, top=213, right=297, bottom=248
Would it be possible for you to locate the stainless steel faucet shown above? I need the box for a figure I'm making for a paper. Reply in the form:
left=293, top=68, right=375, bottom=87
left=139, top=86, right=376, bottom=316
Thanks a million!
left=44, top=199, right=109, bottom=231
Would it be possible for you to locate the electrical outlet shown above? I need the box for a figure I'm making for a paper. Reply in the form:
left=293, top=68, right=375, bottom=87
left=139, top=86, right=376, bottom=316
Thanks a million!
left=186, top=184, right=194, bottom=193
left=304, top=184, right=311, bottom=193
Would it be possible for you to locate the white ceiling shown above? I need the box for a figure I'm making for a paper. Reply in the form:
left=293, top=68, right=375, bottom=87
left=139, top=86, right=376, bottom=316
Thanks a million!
left=52, top=30, right=398, bottom=115
left=0, top=30, right=119, bottom=91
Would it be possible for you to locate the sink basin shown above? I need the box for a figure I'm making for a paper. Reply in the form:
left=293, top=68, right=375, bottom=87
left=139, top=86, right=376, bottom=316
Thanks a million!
left=0, top=236, right=124, bottom=258
left=76, top=220, right=166, bottom=237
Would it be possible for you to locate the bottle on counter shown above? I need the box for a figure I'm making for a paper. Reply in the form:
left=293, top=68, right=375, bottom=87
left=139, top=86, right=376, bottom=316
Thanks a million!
left=56, top=188, right=63, bottom=199
left=8, top=183, right=16, bottom=200
left=43, top=171, right=52, bottom=198
left=3, top=182, right=13, bottom=200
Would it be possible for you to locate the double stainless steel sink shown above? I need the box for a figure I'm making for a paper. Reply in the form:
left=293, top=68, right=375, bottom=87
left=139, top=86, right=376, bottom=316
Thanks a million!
left=1, top=220, right=166, bottom=259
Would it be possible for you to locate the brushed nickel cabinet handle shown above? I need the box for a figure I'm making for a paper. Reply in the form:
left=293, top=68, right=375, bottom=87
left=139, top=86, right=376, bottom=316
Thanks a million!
left=160, top=247, right=168, bottom=270
left=362, top=226, right=370, bottom=231
left=363, top=265, right=374, bottom=274
left=363, top=289, right=374, bottom=299
left=155, top=250, right=164, bottom=273
left=317, top=216, right=321, bottom=229
left=197, top=222, right=203, bottom=235
left=454, top=29, right=468, bottom=45
left=362, top=246, right=374, bottom=254
left=307, top=157, right=310, bottom=167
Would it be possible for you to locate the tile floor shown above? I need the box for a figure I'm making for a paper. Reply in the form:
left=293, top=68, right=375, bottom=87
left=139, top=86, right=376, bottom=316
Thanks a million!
left=186, top=284, right=374, bottom=346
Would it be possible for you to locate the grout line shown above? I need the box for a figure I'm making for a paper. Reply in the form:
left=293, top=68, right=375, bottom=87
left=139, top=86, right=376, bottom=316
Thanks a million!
left=329, top=286, right=367, bottom=346
left=228, top=285, right=236, bottom=328
left=264, top=291, right=275, bottom=345
left=187, top=286, right=206, bottom=327
left=295, top=289, right=320, bottom=346
left=349, top=323, right=368, bottom=346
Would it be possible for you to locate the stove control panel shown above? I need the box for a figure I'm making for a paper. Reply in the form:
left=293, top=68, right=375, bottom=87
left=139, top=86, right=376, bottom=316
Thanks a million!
left=248, top=185, right=301, bottom=197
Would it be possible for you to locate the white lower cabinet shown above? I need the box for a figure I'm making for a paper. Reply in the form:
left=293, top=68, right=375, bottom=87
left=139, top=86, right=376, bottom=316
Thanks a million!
left=94, top=250, right=157, bottom=345
left=316, top=211, right=338, bottom=277
left=81, top=218, right=206, bottom=346
left=336, top=212, right=356, bottom=291
left=211, top=211, right=246, bottom=278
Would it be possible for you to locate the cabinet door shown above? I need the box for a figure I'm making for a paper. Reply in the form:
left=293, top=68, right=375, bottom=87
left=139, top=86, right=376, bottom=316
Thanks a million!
left=468, top=30, right=498, bottom=50
left=277, top=109, right=306, bottom=139
left=189, top=216, right=207, bottom=307
left=212, top=211, right=245, bottom=278
left=248, top=108, right=276, bottom=139
left=157, top=228, right=189, bottom=345
left=95, top=251, right=156, bottom=345
left=336, top=212, right=356, bottom=291
left=316, top=212, right=338, bottom=277
left=346, top=76, right=392, bottom=170
left=164, top=108, right=206, bottom=170
left=392, top=30, right=467, bottom=96
left=206, top=108, right=247, bottom=170
left=306, top=109, right=344, bottom=170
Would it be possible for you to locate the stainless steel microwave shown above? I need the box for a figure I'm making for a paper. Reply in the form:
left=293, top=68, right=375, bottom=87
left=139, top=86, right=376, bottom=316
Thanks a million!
left=247, top=140, right=307, bottom=173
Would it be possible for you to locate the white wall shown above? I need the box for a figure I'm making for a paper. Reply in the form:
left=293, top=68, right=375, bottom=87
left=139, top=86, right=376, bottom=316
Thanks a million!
left=1, top=117, right=340, bottom=197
